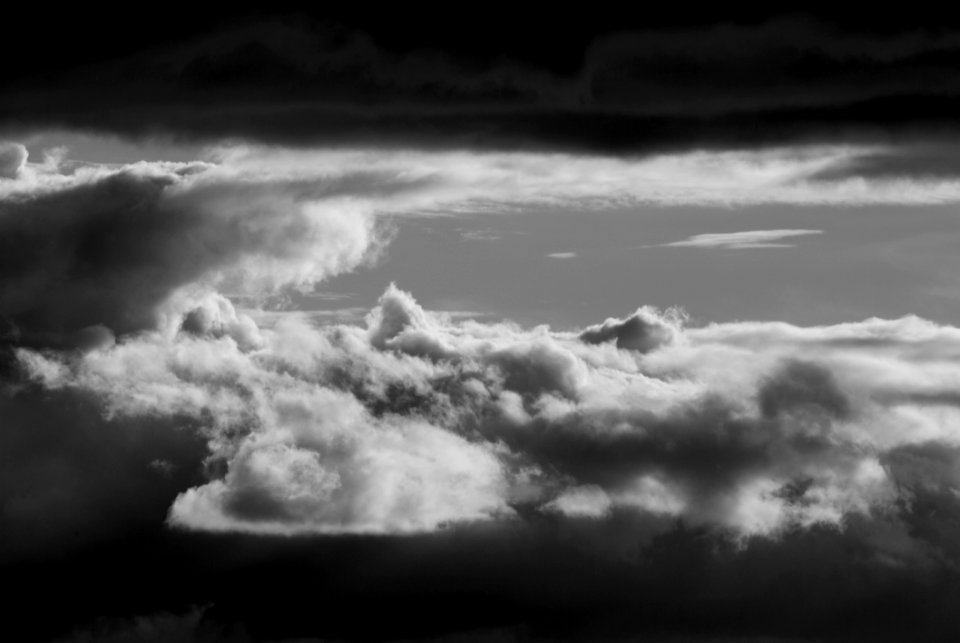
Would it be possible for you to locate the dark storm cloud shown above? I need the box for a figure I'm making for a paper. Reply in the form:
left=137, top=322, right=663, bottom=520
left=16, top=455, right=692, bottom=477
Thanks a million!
left=0, top=384, right=207, bottom=563
left=25, top=515, right=960, bottom=642
left=9, top=12, right=960, bottom=152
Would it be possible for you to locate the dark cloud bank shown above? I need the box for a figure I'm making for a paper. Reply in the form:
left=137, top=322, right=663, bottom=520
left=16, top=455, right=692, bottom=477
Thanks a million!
left=10, top=8, right=960, bottom=160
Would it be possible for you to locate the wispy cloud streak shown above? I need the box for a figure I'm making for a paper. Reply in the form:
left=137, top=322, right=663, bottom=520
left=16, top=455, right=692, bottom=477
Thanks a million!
left=662, top=229, right=824, bottom=249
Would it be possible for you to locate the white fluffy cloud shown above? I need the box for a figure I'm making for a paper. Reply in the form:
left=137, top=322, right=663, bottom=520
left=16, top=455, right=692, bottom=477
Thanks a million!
left=17, top=283, right=960, bottom=544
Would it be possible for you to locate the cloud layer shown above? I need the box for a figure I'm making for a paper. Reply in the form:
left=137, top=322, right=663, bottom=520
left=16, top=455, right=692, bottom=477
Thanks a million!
left=6, top=141, right=960, bottom=349
left=11, top=12, right=960, bottom=156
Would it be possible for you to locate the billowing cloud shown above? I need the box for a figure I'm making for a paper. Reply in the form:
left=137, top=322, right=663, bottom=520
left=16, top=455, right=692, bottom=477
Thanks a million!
left=12, top=281, right=960, bottom=553
left=0, top=153, right=393, bottom=348
left=662, top=229, right=824, bottom=249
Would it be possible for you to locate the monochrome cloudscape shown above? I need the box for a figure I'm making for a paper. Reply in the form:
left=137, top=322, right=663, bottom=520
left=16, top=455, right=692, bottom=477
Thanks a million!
left=6, top=9, right=960, bottom=642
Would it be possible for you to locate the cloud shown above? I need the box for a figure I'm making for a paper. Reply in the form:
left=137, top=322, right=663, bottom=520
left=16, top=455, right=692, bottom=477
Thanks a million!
left=5, top=140, right=960, bottom=639
left=546, top=252, right=577, bottom=259
left=0, top=154, right=393, bottom=349
left=0, top=142, right=27, bottom=179
left=0, top=384, right=208, bottom=563
left=662, top=229, right=824, bottom=249
left=3, top=141, right=960, bottom=542
left=11, top=15, right=960, bottom=153
left=809, top=143, right=960, bottom=181
left=7, top=141, right=960, bottom=350
left=11, top=280, right=960, bottom=553
left=579, top=307, right=682, bottom=352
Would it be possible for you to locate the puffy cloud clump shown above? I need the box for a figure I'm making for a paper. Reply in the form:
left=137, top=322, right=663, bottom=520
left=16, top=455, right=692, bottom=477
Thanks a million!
left=17, top=283, right=960, bottom=549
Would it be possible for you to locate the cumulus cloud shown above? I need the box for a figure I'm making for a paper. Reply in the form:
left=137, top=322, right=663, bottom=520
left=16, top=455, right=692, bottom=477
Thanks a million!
left=662, top=229, right=824, bottom=249
left=12, top=281, right=960, bottom=554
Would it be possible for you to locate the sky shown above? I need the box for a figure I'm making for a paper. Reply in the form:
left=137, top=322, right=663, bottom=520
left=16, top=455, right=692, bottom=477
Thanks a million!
left=6, top=7, right=960, bottom=643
